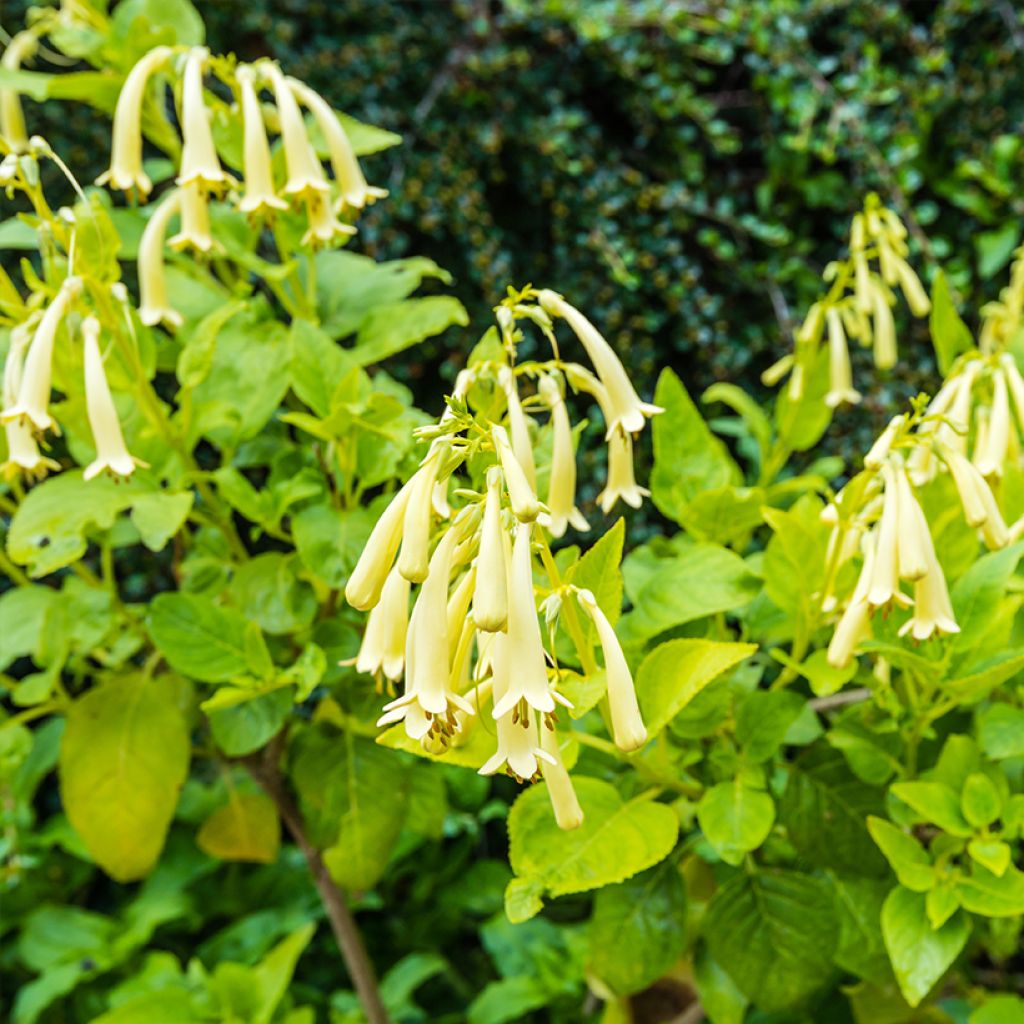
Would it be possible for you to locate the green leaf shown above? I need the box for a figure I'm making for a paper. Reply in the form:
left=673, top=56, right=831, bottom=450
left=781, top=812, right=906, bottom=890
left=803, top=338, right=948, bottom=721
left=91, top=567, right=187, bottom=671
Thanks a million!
left=693, top=945, right=749, bottom=1024
left=507, top=777, right=678, bottom=915
left=588, top=861, right=687, bottom=996
left=467, top=977, right=551, bottom=1024
left=228, top=553, right=317, bottom=635
left=735, top=689, right=804, bottom=762
left=351, top=296, right=469, bottom=367
left=336, top=113, right=402, bottom=156
left=676, top=486, right=766, bottom=546
left=637, top=638, right=756, bottom=737
left=59, top=677, right=190, bottom=882
left=830, top=876, right=892, bottom=986
left=503, top=878, right=545, bottom=924
left=197, top=790, right=280, bottom=864
left=620, top=542, right=759, bottom=644
left=291, top=726, right=410, bottom=891
left=147, top=593, right=255, bottom=683
left=956, top=864, right=1024, bottom=916
left=867, top=817, right=934, bottom=892
left=977, top=704, right=1024, bottom=760
left=292, top=502, right=376, bottom=589
left=129, top=492, right=193, bottom=552
left=780, top=747, right=887, bottom=875
left=890, top=780, right=972, bottom=836
left=697, top=779, right=775, bottom=865
left=945, top=649, right=1024, bottom=704
left=650, top=368, right=740, bottom=524
left=976, top=222, right=1021, bottom=280
left=929, top=269, right=974, bottom=373
left=703, top=870, right=838, bottom=1012
left=971, top=995, right=1024, bottom=1024
left=967, top=839, right=1012, bottom=877
left=207, top=689, right=293, bottom=757
left=702, top=382, right=772, bottom=467
left=761, top=498, right=828, bottom=618
left=951, top=542, right=1024, bottom=651
left=961, top=772, right=1002, bottom=829
left=567, top=517, right=624, bottom=628
left=0, top=586, right=58, bottom=670
left=880, top=886, right=970, bottom=1007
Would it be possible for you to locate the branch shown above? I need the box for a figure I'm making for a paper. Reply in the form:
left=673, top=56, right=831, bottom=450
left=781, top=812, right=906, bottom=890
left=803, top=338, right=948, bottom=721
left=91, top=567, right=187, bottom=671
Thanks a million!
left=245, top=740, right=392, bottom=1024
left=809, top=686, right=872, bottom=713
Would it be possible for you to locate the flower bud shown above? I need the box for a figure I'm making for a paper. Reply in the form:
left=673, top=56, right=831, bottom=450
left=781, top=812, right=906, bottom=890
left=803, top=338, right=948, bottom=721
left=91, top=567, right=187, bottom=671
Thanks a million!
left=473, top=466, right=509, bottom=632
left=540, top=374, right=587, bottom=538
left=355, top=565, right=410, bottom=682
left=974, top=368, right=1010, bottom=478
left=499, top=365, right=536, bottom=488
left=492, top=424, right=540, bottom=522
left=894, top=258, right=931, bottom=317
left=398, top=445, right=444, bottom=583
left=870, top=281, right=897, bottom=370
left=825, top=307, right=861, bottom=408
left=345, top=478, right=415, bottom=611
left=864, top=415, right=905, bottom=471
left=1, top=32, right=37, bottom=153
left=540, top=727, right=584, bottom=830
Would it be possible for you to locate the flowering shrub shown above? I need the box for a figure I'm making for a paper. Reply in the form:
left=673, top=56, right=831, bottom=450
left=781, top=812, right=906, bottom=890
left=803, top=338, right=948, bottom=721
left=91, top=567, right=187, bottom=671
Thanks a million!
left=2, top=5, right=1024, bottom=1024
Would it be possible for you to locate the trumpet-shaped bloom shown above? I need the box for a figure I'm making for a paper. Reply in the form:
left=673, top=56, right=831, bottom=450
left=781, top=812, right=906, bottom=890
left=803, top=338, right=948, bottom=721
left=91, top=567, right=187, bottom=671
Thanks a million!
left=898, top=543, right=959, bottom=641
left=827, top=534, right=876, bottom=669
left=540, top=726, right=584, bottom=830
left=538, top=289, right=662, bottom=438
left=355, top=565, right=410, bottom=682
left=473, top=466, right=509, bottom=632
left=864, top=415, right=905, bottom=471
left=301, top=191, right=356, bottom=248
left=894, top=258, right=931, bottom=317
left=1001, top=353, right=1024, bottom=430
left=598, top=428, right=649, bottom=513
left=288, top=79, right=387, bottom=211
left=1, top=32, right=36, bottom=153
left=137, top=190, right=183, bottom=329
left=1, top=325, right=58, bottom=479
left=577, top=587, right=646, bottom=751
left=446, top=567, right=476, bottom=656
left=866, top=462, right=911, bottom=608
left=941, top=446, right=991, bottom=529
left=236, top=66, right=287, bottom=216
left=345, top=477, right=415, bottom=610
left=540, top=374, right=587, bottom=538
left=492, top=522, right=556, bottom=718
left=398, top=445, right=444, bottom=583
left=168, top=180, right=214, bottom=253
left=974, top=369, right=1010, bottom=477
left=266, top=65, right=330, bottom=201
left=82, top=317, right=144, bottom=480
left=177, top=48, right=231, bottom=193
left=936, top=361, right=980, bottom=456
left=892, top=460, right=930, bottom=582
left=97, top=46, right=173, bottom=197
left=499, top=366, right=536, bottom=488
left=870, top=281, right=897, bottom=370
left=2, top=278, right=79, bottom=433
left=492, top=424, right=540, bottom=522
left=825, top=307, right=861, bottom=407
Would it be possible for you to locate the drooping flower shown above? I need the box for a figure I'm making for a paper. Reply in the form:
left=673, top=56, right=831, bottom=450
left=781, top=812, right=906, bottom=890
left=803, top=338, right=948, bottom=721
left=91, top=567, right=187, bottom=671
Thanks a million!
left=577, top=587, right=646, bottom=751
left=827, top=534, right=875, bottom=669
left=1, top=325, right=58, bottom=479
left=870, top=280, right=897, bottom=371
left=446, top=566, right=477, bottom=656
left=177, top=48, right=231, bottom=193
left=898, top=544, right=959, bottom=642
left=236, top=65, right=287, bottom=216
left=473, top=466, right=509, bottom=632
left=941, top=446, right=990, bottom=529
left=499, top=366, right=536, bottom=488
left=825, top=307, right=860, bottom=407
left=301, top=191, right=356, bottom=248
left=540, top=726, right=584, bottom=830
left=97, top=46, right=173, bottom=197
left=598, top=428, right=649, bottom=513
left=398, top=445, right=444, bottom=583
left=539, top=374, right=587, bottom=538
left=81, top=317, right=145, bottom=480
left=974, top=367, right=1010, bottom=477
left=492, top=424, right=540, bottom=523
left=137, top=190, right=183, bottom=329
left=287, top=78, right=387, bottom=211
left=894, top=258, right=931, bottom=317
left=2, top=277, right=79, bottom=433
left=892, top=459, right=930, bottom=583
left=866, top=463, right=911, bottom=608
left=492, top=522, right=556, bottom=718
left=345, top=478, right=415, bottom=611
left=537, top=289, right=662, bottom=438
left=168, top=180, right=214, bottom=253
left=864, top=415, right=905, bottom=471
left=1, top=32, right=37, bottom=153
left=355, top=565, right=410, bottom=682
left=266, top=64, right=330, bottom=201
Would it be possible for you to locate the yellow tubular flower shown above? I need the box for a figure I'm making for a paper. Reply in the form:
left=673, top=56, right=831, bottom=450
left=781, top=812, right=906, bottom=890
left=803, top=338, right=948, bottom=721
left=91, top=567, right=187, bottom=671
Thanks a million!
left=866, top=463, right=910, bottom=608
left=473, top=466, right=509, bottom=632
left=82, top=317, right=144, bottom=480
left=854, top=254, right=872, bottom=314
left=977, top=480, right=1010, bottom=550
left=894, top=258, right=931, bottom=317
left=537, top=289, right=662, bottom=438
left=479, top=634, right=553, bottom=780
left=492, top=522, right=556, bottom=718
left=446, top=567, right=476, bottom=658
left=824, top=307, right=861, bottom=407
left=1000, top=353, right=1024, bottom=429
left=301, top=191, right=357, bottom=248
left=892, top=460, right=930, bottom=582
left=266, top=64, right=330, bottom=201
left=540, top=727, right=584, bottom=830
left=827, top=534, right=876, bottom=669
left=870, top=281, right=897, bottom=370
left=177, top=48, right=231, bottom=192
left=864, top=415, right=905, bottom=471
left=287, top=78, right=387, bottom=211
left=499, top=366, right=536, bottom=488
left=236, top=65, right=287, bottom=215
left=942, top=446, right=990, bottom=528
left=168, top=180, right=214, bottom=253
left=97, top=46, right=173, bottom=197
left=577, top=587, right=646, bottom=752
left=1, top=32, right=37, bottom=153
left=975, top=369, right=1010, bottom=478
left=2, top=278, right=79, bottom=433
left=398, top=445, right=443, bottom=583
left=345, top=477, right=416, bottom=610
left=598, top=428, right=649, bottom=513
left=898, top=545, right=959, bottom=641
left=492, top=424, right=540, bottom=522
left=1, top=325, right=58, bottom=479
left=539, top=374, right=588, bottom=537
left=936, top=361, right=980, bottom=455
left=137, top=190, right=183, bottom=329
left=355, top=565, right=410, bottom=682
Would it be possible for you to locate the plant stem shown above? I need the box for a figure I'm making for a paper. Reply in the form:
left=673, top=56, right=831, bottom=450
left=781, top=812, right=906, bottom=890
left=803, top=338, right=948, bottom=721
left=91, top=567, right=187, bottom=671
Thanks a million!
left=245, top=742, right=391, bottom=1024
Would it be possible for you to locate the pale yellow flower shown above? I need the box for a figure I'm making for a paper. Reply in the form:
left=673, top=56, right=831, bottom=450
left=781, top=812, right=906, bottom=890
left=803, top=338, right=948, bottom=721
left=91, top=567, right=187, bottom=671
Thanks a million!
left=540, top=727, right=584, bottom=830
left=177, top=48, right=231, bottom=193
left=1000, top=353, right=1024, bottom=428
left=266, top=64, right=330, bottom=201
left=866, top=463, right=911, bottom=608
left=301, top=191, right=356, bottom=248
left=864, top=415, right=905, bottom=471
left=974, top=368, right=1010, bottom=478
left=537, top=289, right=662, bottom=438
left=892, top=460, right=930, bottom=582
left=355, top=565, right=410, bottom=682
left=539, top=374, right=587, bottom=538
left=345, top=477, right=415, bottom=610
left=598, top=428, right=648, bottom=513
left=894, top=258, right=931, bottom=317
left=898, top=547, right=959, bottom=642
left=236, top=66, right=287, bottom=216
left=499, top=365, right=536, bottom=488
left=492, top=522, right=556, bottom=718
left=473, top=466, right=509, bottom=632
left=446, top=566, right=477, bottom=656
left=1, top=32, right=37, bottom=153
left=825, top=307, right=861, bottom=407
left=97, top=46, right=173, bottom=197
left=137, top=190, right=183, bottom=329
left=941, top=446, right=991, bottom=529
left=398, top=445, right=444, bottom=583
left=492, top=424, right=540, bottom=522
left=935, top=361, right=980, bottom=456
left=827, top=533, right=875, bottom=669
left=1, top=325, right=58, bottom=479
left=870, top=280, right=896, bottom=370
left=82, top=317, right=145, bottom=480
left=2, top=277, right=79, bottom=433
left=168, top=180, right=214, bottom=253
left=577, top=587, right=646, bottom=751
left=287, top=78, right=387, bottom=211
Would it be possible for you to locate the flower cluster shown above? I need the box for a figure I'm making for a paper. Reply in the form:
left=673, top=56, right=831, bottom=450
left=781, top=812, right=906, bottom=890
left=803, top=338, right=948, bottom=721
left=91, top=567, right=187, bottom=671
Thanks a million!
left=99, top=45, right=385, bottom=329
left=765, top=194, right=931, bottom=408
left=346, top=289, right=661, bottom=829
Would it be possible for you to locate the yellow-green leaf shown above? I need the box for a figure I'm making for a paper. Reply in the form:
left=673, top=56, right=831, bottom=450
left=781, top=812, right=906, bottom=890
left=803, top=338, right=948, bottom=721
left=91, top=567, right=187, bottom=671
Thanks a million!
left=197, top=790, right=280, bottom=864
